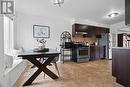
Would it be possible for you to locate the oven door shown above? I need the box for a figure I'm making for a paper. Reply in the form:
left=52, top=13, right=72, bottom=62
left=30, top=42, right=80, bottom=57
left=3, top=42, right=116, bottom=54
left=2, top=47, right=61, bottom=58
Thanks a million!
left=77, top=47, right=90, bottom=58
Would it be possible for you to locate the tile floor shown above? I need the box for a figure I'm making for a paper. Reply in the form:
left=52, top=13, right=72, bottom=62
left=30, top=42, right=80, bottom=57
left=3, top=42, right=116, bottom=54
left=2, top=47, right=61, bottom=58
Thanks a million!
left=13, top=60, right=123, bottom=87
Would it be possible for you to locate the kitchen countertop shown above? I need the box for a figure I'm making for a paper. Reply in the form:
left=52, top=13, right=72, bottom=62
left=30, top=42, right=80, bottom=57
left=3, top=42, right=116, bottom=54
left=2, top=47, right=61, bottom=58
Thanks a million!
left=112, top=47, right=130, bottom=49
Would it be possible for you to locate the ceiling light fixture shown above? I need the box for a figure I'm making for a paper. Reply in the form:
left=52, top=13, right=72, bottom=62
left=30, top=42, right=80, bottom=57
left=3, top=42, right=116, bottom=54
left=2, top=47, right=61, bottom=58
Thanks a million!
left=54, top=0, right=64, bottom=7
left=108, top=12, right=119, bottom=18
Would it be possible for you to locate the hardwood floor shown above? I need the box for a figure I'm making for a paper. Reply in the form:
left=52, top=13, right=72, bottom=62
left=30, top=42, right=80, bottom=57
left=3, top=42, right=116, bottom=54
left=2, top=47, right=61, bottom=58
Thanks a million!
left=13, top=60, right=123, bottom=87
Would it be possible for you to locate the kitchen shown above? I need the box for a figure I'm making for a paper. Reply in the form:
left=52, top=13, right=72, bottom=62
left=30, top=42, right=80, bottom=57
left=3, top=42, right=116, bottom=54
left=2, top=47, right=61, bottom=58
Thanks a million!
left=61, top=23, right=109, bottom=63
left=0, top=0, right=129, bottom=87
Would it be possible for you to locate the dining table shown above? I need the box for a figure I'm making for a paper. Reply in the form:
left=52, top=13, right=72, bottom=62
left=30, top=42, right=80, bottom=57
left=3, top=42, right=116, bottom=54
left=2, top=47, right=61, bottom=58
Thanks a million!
left=18, top=49, right=60, bottom=86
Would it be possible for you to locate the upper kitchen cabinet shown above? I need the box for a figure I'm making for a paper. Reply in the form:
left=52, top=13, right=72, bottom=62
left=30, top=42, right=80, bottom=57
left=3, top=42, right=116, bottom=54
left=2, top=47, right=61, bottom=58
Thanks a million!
left=72, top=24, right=88, bottom=37
left=125, top=0, right=130, bottom=25
left=73, top=23, right=88, bottom=32
left=72, top=23, right=109, bottom=37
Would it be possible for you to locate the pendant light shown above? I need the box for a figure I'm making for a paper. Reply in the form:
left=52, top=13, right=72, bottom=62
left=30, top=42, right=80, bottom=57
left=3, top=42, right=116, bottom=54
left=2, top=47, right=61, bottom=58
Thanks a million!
left=54, top=0, right=64, bottom=7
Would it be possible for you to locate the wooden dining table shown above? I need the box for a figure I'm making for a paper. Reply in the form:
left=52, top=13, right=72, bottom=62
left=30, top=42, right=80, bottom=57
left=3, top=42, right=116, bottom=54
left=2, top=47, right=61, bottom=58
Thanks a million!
left=18, top=49, right=60, bottom=86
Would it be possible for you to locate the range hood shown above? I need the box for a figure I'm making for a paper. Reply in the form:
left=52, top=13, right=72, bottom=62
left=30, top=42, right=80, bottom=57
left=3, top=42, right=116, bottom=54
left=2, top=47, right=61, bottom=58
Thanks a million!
left=75, top=32, right=88, bottom=35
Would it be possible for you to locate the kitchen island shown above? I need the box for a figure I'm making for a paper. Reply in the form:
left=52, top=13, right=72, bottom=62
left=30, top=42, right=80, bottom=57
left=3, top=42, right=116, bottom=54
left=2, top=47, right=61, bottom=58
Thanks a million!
left=112, top=47, right=130, bottom=87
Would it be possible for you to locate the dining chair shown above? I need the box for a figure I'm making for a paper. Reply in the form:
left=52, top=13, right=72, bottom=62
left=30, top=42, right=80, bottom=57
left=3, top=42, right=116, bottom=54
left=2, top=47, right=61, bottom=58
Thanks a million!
left=43, top=56, right=60, bottom=78
left=31, top=48, right=60, bottom=77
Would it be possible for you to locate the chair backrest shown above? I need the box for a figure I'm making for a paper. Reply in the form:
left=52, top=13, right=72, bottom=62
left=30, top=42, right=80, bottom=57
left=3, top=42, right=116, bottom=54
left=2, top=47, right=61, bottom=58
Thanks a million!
left=43, top=55, right=59, bottom=63
left=52, top=57, right=59, bottom=62
left=52, top=48, right=60, bottom=63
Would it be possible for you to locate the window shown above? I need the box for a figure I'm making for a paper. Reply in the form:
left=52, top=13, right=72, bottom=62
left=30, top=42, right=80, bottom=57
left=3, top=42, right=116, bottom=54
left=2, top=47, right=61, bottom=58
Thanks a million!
left=4, top=15, right=14, bottom=69
left=4, top=15, right=14, bottom=52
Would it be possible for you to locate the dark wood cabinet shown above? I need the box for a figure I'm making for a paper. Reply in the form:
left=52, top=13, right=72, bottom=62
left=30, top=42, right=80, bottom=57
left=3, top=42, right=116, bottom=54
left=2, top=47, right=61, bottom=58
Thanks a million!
left=75, top=24, right=88, bottom=32
left=95, top=46, right=100, bottom=59
left=72, top=24, right=88, bottom=36
left=99, top=46, right=105, bottom=58
left=112, top=48, right=130, bottom=87
left=72, top=23, right=109, bottom=37
left=125, top=0, right=130, bottom=25
left=90, top=46, right=105, bottom=60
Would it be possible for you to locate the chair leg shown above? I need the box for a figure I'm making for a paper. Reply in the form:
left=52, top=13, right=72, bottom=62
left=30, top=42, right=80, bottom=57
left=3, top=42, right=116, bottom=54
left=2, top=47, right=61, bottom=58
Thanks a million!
left=42, top=58, right=45, bottom=79
left=63, top=50, right=64, bottom=64
left=44, top=73, right=45, bottom=79
left=53, top=62, right=60, bottom=77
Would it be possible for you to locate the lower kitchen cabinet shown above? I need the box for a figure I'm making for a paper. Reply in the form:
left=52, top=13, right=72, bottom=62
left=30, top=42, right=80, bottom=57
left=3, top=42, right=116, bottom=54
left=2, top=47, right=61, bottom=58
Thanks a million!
left=90, top=45, right=105, bottom=60
left=112, top=48, right=130, bottom=87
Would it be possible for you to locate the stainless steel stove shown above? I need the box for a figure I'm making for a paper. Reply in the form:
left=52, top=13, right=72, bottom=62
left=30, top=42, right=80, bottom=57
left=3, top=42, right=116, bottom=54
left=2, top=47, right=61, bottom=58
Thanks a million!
left=72, top=44, right=90, bottom=63
left=76, top=46, right=90, bottom=62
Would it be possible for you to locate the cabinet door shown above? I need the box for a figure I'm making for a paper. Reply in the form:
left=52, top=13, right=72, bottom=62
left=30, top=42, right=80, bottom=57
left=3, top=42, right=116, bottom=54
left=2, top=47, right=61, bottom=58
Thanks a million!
left=99, top=46, right=105, bottom=58
left=75, top=24, right=88, bottom=32
left=95, top=46, right=100, bottom=59
left=125, top=0, right=130, bottom=25
left=90, top=46, right=95, bottom=60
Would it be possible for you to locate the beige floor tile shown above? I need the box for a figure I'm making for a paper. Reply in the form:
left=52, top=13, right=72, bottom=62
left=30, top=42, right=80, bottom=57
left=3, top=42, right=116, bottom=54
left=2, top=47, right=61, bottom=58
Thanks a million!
left=13, top=60, right=123, bottom=87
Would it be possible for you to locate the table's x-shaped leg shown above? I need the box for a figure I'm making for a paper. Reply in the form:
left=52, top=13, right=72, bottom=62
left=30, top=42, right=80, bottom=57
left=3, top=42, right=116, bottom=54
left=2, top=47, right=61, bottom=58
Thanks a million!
left=23, top=56, right=58, bottom=86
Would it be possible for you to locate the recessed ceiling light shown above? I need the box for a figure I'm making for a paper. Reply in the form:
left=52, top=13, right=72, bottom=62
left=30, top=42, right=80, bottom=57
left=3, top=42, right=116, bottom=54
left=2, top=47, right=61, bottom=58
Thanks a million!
left=108, top=12, right=119, bottom=18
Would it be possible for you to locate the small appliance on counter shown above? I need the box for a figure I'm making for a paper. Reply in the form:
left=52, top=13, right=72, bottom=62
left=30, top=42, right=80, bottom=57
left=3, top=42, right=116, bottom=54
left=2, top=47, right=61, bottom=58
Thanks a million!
left=83, top=42, right=89, bottom=46
left=64, top=42, right=73, bottom=49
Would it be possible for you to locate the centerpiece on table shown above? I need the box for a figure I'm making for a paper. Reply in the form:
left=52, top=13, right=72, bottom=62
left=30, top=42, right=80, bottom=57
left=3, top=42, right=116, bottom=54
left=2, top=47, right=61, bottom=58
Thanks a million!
left=37, top=38, right=46, bottom=49
left=34, top=38, right=49, bottom=52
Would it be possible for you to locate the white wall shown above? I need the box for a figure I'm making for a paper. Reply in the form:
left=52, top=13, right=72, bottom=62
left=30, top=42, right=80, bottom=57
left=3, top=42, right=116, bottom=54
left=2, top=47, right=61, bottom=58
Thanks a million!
left=15, top=12, right=72, bottom=50
left=15, top=12, right=111, bottom=51
left=109, top=21, right=130, bottom=59
left=110, top=21, right=130, bottom=34
left=110, top=21, right=130, bottom=47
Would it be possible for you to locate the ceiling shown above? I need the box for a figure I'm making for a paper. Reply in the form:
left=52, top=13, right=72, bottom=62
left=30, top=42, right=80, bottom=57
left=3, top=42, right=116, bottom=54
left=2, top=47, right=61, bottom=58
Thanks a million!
left=16, top=0, right=125, bottom=25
